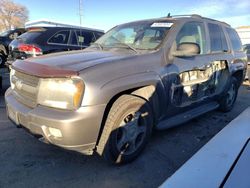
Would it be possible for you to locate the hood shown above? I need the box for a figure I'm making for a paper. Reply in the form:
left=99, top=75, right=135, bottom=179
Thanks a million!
left=28, top=50, right=136, bottom=71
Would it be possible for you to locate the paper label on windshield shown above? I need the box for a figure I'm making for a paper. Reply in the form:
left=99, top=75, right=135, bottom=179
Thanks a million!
left=151, top=22, right=173, bottom=27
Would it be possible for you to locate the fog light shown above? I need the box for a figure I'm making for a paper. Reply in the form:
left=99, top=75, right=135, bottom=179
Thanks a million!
left=48, top=127, right=62, bottom=138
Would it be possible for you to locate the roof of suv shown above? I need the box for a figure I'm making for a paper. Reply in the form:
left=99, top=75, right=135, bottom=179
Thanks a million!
left=120, top=14, right=230, bottom=28
left=26, top=26, right=104, bottom=33
left=25, top=20, right=104, bottom=33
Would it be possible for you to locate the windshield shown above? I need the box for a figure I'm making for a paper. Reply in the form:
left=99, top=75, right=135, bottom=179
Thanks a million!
left=0, top=30, right=11, bottom=37
left=95, top=21, right=173, bottom=51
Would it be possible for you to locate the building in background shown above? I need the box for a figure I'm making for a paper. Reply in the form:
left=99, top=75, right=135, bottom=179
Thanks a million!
left=236, top=26, right=250, bottom=45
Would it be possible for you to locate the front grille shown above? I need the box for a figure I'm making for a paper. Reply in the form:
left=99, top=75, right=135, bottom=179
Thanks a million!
left=12, top=70, right=40, bottom=108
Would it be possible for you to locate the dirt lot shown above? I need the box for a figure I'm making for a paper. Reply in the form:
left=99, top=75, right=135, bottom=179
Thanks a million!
left=0, top=67, right=250, bottom=188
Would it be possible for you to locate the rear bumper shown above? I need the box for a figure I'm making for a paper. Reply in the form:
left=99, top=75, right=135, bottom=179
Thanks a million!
left=5, top=88, right=106, bottom=155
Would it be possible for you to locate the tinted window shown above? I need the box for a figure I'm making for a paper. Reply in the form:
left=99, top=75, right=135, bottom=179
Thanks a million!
left=76, top=30, right=95, bottom=46
left=175, top=22, right=206, bottom=54
left=17, top=32, right=42, bottom=43
left=208, top=23, right=228, bottom=52
left=94, top=32, right=103, bottom=40
left=69, top=31, right=78, bottom=46
left=48, top=30, right=70, bottom=44
left=226, top=28, right=242, bottom=51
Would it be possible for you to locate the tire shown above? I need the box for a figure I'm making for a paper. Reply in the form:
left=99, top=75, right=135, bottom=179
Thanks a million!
left=100, top=95, right=153, bottom=164
left=218, top=77, right=238, bottom=112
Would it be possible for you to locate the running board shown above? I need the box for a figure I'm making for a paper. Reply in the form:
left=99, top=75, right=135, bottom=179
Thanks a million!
left=156, top=102, right=219, bottom=130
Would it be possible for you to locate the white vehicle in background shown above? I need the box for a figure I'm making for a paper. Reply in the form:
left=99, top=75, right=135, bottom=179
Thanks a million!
left=161, top=107, right=250, bottom=188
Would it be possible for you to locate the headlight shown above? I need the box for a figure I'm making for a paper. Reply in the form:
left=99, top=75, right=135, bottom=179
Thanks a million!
left=37, top=77, right=84, bottom=110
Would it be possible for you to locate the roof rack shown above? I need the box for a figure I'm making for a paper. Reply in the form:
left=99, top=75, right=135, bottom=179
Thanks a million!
left=25, top=20, right=104, bottom=32
left=165, top=14, right=230, bottom=26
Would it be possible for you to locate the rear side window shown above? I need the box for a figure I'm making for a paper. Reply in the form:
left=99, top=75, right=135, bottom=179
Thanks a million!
left=48, top=30, right=70, bottom=44
left=208, top=23, right=228, bottom=53
left=226, top=28, right=242, bottom=51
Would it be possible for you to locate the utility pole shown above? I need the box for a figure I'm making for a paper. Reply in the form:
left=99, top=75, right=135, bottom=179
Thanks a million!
left=79, top=0, right=83, bottom=26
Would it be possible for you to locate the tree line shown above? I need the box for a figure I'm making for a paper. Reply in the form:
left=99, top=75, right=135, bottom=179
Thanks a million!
left=0, top=0, right=29, bottom=32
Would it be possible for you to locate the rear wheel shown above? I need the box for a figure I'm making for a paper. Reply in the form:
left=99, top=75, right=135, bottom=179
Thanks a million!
left=100, top=95, right=153, bottom=164
left=219, top=77, right=238, bottom=112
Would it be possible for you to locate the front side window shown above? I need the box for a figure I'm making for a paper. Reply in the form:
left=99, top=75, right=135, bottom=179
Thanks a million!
left=226, top=28, right=242, bottom=51
left=48, top=30, right=70, bottom=44
left=175, top=22, right=206, bottom=54
left=208, top=23, right=228, bottom=53
left=95, top=21, right=173, bottom=50
left=94, top=32, right=103, bottom=40
left=76, top=30, right=95, bottom=46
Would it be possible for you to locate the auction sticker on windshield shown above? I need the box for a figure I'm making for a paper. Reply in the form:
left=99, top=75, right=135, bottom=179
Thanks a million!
left=151, top=22, right=173, bottom=27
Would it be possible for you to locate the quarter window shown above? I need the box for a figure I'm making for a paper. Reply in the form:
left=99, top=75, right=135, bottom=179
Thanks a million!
left=208, top=23, right=228, bottom=52
left=226, top=28, right=242, bottom=51
left=48, top=30, right=70, bottom=44
left=175, top=22, right=206, bottom=54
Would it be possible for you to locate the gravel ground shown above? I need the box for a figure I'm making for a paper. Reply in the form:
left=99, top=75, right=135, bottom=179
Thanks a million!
left=0, top=67, right=250, bottom=188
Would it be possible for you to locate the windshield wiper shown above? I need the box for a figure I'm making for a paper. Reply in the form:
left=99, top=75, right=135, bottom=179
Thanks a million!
left=112, top=42, right=138, bottom=53
left=91, top=43, right=104, bottom=50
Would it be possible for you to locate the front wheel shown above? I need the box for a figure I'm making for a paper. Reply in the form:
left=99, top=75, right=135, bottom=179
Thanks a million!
left=218, top=77, right=238, bottom=112
left=100, top=95, right=153, bottom=164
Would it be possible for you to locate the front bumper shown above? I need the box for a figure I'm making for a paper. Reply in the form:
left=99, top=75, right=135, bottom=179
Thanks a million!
left=5, top=88, right=106, bottom=155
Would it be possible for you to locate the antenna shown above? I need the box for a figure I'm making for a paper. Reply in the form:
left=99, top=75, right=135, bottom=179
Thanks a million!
left=79, top=0, right=84, bottom=49
left=79, top=0, right=83, bottom=26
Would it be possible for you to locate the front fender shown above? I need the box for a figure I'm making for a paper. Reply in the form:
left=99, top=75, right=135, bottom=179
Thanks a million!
left=81, top=71, right=166, bottom=107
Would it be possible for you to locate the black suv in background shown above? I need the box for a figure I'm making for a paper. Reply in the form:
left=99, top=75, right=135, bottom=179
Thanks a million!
left=7, top=26, right=104, bottom=65
left=0, top=28, right=26, bottom=67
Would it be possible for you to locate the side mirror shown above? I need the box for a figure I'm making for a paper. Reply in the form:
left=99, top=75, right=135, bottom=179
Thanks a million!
left=172, top=42, right=200, bottom=57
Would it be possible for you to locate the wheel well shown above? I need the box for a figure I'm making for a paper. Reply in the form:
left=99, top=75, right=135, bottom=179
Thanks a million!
left=95, top=85, right=158, bottom=148
left=232, top=70, right=244, bottom=88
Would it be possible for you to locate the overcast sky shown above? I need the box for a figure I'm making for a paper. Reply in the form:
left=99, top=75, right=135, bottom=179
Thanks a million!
left=15, top=0, right=250, bottom=31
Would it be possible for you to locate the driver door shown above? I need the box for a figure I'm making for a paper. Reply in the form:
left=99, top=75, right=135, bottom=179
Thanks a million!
left=169, top=21, right=213, bottom=107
